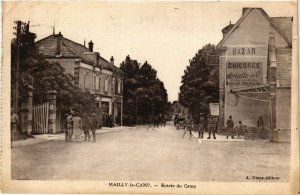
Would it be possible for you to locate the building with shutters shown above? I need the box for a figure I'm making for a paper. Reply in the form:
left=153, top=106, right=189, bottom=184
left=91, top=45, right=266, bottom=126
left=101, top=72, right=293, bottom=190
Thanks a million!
left=217, top=8, right=292, bottom=141
left=36, top=32, right=124, bottom=125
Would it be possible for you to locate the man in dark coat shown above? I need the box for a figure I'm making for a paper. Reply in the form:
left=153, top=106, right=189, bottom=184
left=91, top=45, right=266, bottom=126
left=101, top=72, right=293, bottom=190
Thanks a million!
left=226, top=115, right=235, bottom=139
left=198, top=114, right=206, bottom=139
left=82, top=113, right=91, bottom=142
left=207, top=115, right=217, bottom=139
left=90, top=112, right=99, bottom=143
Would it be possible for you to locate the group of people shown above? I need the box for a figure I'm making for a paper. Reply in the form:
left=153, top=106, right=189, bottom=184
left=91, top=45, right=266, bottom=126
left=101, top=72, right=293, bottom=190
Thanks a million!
left=65, top=111, right=103, bottom=143
left=147, top=115, right=167, bottom=129
left=181, top=114, right=219, bottom=140
left=179, top=114, right=265, bottom=140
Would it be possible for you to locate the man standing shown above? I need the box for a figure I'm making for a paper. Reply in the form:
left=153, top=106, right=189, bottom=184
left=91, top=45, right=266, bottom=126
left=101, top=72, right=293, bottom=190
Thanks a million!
left=182, top=115, right=193, bottom=140
left=198, top=114, right=206, bottom=139
left=66, top=111, right=74, bottom=142
left=226, top=115, right=235, bottom=139
left=90, top=112, right=99, bottom=143
left=207, top=115, right=217, bottom=139
left=82, top=113, right=91, bottom=142
left=72, top=112, right=82, bottom=142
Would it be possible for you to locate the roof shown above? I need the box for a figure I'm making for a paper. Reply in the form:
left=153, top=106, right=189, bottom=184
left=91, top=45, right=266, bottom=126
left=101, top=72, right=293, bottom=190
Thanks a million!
left=217, top=8, right=292, bottom=48
left=269, top=17, right=293, bottom=44
left=36, top=33, right=120, bottom=71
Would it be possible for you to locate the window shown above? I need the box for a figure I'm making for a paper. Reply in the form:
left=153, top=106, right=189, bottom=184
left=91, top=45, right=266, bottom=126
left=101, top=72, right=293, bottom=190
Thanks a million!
left=95, top=75, right=100, bottom=91
left=104, top=75, right=109, bottom=92
left=118, top=79, right=121, bottom=94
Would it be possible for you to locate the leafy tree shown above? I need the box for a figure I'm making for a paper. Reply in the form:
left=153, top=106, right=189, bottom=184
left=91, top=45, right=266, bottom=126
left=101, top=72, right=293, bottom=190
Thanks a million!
left=179, top=44, right=219, bottom=121
left=120, top=56, right=169, bottom=125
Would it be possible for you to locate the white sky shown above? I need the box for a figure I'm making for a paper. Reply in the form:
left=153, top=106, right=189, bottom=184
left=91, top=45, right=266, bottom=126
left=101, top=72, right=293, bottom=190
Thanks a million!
left=4, top=1, right=296, bottom=102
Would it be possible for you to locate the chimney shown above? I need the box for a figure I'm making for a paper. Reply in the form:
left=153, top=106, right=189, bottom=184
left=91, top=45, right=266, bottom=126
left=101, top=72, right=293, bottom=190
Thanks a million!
left=56, top=32, right=62, bottom=55
left=110, top=56, right=114, bottom=65
left=88, top=40, right=94, bottom=52
left=242, top=8, right=251, bottom=15
left=221, top=21, right=234, bottom=38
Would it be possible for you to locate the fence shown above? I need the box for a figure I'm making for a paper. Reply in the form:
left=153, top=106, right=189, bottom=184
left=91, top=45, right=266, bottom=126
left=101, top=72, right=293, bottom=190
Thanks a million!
left=32, top=102, right=49, bottom=134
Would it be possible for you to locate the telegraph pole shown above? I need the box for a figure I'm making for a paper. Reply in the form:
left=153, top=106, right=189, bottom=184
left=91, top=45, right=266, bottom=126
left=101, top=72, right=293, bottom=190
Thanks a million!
left=14, top=21, right=22, bottom=112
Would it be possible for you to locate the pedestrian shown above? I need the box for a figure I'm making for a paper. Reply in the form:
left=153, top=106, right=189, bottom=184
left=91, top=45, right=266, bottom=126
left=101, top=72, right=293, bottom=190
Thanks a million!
left=174, top=114, right=178, bottom=126
left=182, top=115, right=193, bottom=140
left=72, top=112, right=83, bottom=142
left=11, top=108, right=20, bottom=147
left=64, top=113, right=69, bottom=142
left=82, top=113, right=91, bottom=142
left=90, top=112, right=99, bottom=143
left=236, top=121, right=244, bottom=139
left=66, top=111, right=74, bottom=142
left=160, top=115, right=164, bottom=127
left=226, top=115, right=235, bottom=139
left=108, top=114, right=113, bottom=128
left=198, top=114, right=205, bottom=139
left=97, top=113, right=103, bottom=129
left=207, top=115, right=217, bottom=139
left=163, top=115, right=167, bottom=127
left=257, top=116, right=265, bottom=138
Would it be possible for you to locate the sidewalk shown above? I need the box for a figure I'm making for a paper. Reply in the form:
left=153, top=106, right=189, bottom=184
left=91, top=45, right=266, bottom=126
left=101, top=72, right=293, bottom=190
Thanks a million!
left=12, top=126, right=133, bottom=148
left=191, top=131, right=268, bottom=144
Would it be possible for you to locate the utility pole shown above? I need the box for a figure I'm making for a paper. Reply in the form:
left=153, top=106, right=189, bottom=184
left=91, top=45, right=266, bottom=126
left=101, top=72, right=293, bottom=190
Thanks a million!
left=14, top=21, right=22, bottom=112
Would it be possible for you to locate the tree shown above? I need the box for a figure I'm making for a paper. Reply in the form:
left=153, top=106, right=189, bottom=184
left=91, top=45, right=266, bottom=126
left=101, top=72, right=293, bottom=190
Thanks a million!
left=179, top=44, right=219, bottom=121
left=120, top=56, right=169, bottom=125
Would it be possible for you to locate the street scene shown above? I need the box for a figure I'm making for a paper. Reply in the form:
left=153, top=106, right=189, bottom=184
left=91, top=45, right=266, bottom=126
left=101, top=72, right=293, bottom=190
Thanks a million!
left=12, top=123, right=290, bottom=181
left=7, top=1, right=294, bottom=187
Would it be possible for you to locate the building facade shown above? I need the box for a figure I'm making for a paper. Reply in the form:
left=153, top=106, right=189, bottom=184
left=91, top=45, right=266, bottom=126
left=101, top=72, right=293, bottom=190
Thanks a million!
left=217, top=8, right=292, bottom=139
left=36, top=32, right=124, bottom=125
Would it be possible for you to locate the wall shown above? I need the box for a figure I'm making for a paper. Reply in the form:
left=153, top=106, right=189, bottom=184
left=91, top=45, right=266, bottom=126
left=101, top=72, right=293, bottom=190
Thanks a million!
left=276, top=88, right=291, bottom=129
left=225, top=91, right=270, bottom=128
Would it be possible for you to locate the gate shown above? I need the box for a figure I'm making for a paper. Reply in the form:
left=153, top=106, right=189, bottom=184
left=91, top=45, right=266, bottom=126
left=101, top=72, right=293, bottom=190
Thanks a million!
left=32, top=102, right=49, bottom=134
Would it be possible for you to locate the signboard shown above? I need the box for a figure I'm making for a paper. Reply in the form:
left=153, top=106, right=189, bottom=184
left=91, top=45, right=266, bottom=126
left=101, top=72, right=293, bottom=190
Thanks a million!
left=209, top=103, right=219, bottom=116
left=226, top=62, right=263, bottom=87
left=225, top=46, right=266, bottom=87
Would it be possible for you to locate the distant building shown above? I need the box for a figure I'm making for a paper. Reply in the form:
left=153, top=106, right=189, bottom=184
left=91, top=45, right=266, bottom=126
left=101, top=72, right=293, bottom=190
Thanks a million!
left=36, top=32, right=123, bottom=125
left=172, top=101, right=188, bottom=118
left=217, top=8, right=292, bottom=138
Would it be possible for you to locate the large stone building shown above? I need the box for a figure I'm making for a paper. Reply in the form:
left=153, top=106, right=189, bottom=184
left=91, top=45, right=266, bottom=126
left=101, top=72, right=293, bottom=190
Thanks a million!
left=36, top=32, right=124, bottom=125
left=217, top=8, right=292, bottom=139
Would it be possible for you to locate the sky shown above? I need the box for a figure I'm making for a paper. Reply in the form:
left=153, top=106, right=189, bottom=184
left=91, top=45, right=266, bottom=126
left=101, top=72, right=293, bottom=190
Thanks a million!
left=4, top=1, right=296, bottom=102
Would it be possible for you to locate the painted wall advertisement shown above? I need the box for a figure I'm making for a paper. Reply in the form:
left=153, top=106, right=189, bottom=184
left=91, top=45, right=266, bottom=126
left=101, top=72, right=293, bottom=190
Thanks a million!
left=226, top=46, right=264, bottom=87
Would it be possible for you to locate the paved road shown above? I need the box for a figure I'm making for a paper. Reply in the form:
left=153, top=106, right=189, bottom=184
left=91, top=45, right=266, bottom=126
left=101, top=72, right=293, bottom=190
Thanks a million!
left=12, top=123, right=290, bottom=181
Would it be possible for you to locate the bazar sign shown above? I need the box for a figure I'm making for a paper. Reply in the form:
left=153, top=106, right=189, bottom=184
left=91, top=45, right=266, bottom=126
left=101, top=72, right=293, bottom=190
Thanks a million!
left=226, top=62, right=262, bottom=87
left=232, top=47, right=255, bottom=55
left=226, top=46, right=267, bottom=56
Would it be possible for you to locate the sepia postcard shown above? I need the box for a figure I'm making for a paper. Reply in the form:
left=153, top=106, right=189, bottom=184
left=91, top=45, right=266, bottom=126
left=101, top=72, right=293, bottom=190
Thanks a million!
left=1, top=1, right=299, bottom=194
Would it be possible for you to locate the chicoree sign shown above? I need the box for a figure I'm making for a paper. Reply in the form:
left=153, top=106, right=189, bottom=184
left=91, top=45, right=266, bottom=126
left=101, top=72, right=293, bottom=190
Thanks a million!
left=226, top=46, right=265, bottom=87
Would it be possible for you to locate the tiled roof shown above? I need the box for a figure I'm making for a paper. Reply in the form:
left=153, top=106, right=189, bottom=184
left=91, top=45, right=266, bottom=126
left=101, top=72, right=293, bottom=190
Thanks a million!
left=36, top=34, right=76, bottom=57
left=36, top=33, right=120, bottom=71
left=270, top=17, right=293, bottom=44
